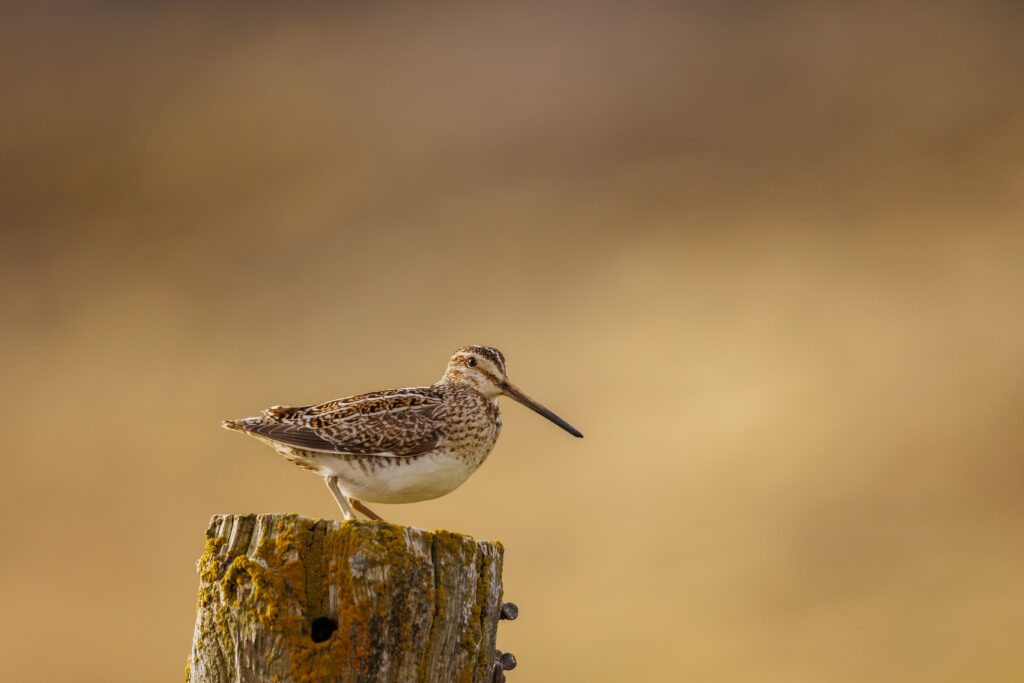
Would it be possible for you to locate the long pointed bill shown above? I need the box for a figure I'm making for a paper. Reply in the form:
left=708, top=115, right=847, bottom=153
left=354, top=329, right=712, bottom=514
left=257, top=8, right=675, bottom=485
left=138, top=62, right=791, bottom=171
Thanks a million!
left=501, top=379, right=583, bottom=438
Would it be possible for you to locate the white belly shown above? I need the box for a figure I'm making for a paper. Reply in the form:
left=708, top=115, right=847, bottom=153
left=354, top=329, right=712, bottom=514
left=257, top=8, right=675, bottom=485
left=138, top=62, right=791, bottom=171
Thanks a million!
left=305, top=449, right=487, bottom=503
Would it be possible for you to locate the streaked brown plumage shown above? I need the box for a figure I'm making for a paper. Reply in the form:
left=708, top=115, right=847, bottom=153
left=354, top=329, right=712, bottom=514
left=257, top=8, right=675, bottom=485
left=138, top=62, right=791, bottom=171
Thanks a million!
left=223, top=345, right=582, bottom=520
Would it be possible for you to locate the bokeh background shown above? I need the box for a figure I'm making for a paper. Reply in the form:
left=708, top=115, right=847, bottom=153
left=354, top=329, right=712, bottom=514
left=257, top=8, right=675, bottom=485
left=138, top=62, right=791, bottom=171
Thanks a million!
left=3, top=1, right=1023, bottom=681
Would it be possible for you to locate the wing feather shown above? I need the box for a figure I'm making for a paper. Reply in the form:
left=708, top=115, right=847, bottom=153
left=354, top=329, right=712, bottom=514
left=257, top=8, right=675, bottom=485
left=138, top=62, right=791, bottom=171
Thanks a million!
left=240, top=388, right=444, bottom=457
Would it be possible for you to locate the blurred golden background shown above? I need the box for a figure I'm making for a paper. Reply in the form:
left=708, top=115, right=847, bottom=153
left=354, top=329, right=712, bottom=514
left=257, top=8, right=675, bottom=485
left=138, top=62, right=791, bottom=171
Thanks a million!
left=2, top=1, right=1023, bottom=681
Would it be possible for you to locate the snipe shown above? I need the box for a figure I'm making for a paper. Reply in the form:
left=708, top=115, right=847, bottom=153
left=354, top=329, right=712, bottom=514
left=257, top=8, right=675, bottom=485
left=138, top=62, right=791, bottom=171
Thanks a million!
left=223, top=346, right=582, bottom=520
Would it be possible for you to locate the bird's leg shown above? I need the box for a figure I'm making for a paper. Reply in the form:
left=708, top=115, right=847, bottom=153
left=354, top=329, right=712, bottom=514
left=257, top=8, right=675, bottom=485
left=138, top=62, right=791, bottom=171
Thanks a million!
left=348, top=498, right=384, bottom=521
left=325, top=476, right=355, bottom=520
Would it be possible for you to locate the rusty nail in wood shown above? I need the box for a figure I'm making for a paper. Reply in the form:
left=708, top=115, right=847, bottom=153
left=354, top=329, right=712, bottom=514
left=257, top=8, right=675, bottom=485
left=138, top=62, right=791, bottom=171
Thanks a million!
left=500, top=602, right=519, bottom=620
left=500, top=652, right=517, bottom=671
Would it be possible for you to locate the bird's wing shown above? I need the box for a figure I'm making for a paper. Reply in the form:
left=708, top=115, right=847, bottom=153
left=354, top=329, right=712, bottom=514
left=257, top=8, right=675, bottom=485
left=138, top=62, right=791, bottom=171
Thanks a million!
left=240, top=388, right=444, bottom=457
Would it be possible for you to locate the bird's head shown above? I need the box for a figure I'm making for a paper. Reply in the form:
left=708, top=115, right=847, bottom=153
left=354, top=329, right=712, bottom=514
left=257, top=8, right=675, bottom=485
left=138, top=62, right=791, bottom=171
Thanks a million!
left=441, top=345, right=583, bottom=438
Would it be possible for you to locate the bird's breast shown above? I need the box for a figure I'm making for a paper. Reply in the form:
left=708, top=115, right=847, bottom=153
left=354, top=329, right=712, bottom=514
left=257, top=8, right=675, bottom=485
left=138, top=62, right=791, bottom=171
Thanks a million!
left=438, top=394, right=502, bottom=461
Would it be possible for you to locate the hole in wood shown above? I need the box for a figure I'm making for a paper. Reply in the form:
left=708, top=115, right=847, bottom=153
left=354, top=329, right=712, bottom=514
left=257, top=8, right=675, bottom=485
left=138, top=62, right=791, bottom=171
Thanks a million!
left=310, top=616, right=338, bottom=643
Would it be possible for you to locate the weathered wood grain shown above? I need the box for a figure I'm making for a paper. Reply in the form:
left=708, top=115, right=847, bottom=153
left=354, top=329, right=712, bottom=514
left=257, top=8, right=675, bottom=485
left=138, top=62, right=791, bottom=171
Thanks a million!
left=186, top=514, right=503, bottom=683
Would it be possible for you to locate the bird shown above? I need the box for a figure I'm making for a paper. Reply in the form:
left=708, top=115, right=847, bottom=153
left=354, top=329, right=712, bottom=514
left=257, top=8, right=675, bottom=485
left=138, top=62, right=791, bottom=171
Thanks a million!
left=222, top=345, right=583, bottom=520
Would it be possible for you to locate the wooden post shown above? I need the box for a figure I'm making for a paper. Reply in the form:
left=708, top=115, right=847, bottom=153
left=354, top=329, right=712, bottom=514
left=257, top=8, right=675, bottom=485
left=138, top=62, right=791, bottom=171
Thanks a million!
left=186, top=514, right=504, bottom=683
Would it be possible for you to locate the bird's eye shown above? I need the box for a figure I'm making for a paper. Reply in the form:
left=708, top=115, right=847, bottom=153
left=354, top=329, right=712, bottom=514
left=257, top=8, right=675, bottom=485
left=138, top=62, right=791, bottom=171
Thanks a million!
left=467, top=357, right=477, bottom=367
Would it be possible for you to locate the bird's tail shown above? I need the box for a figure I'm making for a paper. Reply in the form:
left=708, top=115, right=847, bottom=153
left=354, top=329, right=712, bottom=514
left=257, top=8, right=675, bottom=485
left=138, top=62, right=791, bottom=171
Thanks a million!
left=222, top=419, right=247, bottom=432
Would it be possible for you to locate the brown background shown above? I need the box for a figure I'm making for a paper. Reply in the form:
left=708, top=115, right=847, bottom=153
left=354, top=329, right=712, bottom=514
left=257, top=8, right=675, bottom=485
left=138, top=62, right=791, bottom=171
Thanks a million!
left=2, top=2, right=1023, bottom=681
